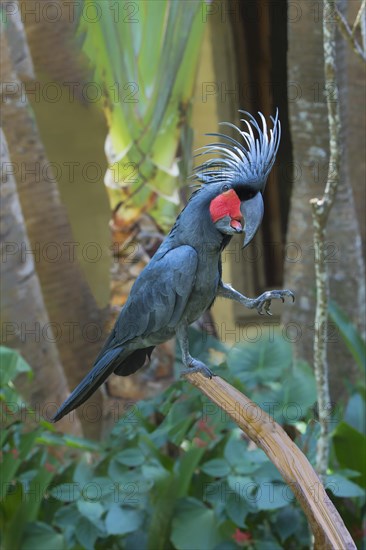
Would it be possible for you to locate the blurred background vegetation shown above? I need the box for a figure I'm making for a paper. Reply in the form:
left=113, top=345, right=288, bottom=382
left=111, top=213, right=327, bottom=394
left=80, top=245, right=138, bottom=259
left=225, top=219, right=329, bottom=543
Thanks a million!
left=1, top=0, right=365, bottom=548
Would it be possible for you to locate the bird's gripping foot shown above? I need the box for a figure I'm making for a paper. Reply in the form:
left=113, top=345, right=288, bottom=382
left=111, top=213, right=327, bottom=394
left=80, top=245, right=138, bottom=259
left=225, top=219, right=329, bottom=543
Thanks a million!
left=177, top=324, right=215, bottom=379
left=253, top=289, right=295, bottom=315
left=180, top=359, right=214, bottom=379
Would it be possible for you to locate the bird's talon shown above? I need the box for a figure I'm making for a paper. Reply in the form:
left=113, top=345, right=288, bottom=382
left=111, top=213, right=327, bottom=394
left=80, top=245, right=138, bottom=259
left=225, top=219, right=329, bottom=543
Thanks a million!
left=181, top=361, right=214, bottom=379
left=255, top=289, right=295, bottom=314
left=264, top=302, right=272, bottom=315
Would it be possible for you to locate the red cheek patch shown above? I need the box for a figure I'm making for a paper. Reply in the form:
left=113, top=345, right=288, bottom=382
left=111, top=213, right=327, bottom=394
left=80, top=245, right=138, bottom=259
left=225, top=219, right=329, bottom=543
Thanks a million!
left=210, top=189, right=243, bottom=223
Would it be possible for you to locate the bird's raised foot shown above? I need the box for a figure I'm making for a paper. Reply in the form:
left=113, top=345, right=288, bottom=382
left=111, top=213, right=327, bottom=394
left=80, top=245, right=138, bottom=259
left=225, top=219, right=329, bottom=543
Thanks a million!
left=180, top=359, right=214, bottom=379
left=254, top=289, right=295, bottom=315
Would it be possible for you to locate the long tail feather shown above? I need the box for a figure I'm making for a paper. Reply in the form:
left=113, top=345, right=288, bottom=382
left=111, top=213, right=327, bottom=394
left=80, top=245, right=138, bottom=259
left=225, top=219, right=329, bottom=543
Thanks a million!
left=51, top=347, right=123, bottom=422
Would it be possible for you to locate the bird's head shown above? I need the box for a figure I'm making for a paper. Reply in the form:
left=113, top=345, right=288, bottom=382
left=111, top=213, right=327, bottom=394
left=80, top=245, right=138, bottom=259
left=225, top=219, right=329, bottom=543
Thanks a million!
left=194, top=110, right=280, bottom=248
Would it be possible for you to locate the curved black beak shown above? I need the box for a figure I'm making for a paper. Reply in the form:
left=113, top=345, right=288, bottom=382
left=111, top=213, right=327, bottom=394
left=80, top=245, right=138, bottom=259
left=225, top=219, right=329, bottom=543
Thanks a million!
left=241, top=193, right=264, bottom=248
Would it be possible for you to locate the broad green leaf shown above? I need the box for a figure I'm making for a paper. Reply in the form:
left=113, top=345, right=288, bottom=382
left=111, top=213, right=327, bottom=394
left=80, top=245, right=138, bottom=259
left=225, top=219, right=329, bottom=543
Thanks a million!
left=254, top=461, right=284, bottom=483
left=77, top=500, right=104, bottom=520
left=201, top=458, right=231, bottom=478
left=21, top=522, right=64, bottom=550
left=227, top=334, right=292, bottom=385
left=115, top=447, right=146, bottom=467
left=105, top=504, right=143, bottom=535
left=75, top=516, right=105, bottom=550
left=121, top=471, right=152, bottom=497
left=329, top=300, right=366, bottom=373
left=344, top=393, right=365, bottom=434
left=224, top=436, right=248, bottom=467
left=50, top=483, right=82, bottom=502
left=0, top=346, right=32, bottom=387
left=332, top=421, right=366, bottom=486
left=225, top=493, right=249, bottom=527
left=247, top=448, right=269, bottom=465
left=274, top=506, right=302, bottom=542
left=234, top=461, right=262, bottom=475
left=142, top=459, right=169, bottom=482
left=53, top=503, right=79, bottom=529
left=89, top=476, right=119, bottom=502
left=227, top=476, right=254, bottom=498
left=170, top=498, right=223, bottom=550
left=108, top=456, right=140, bottom=483
left=326, top=474, right=364, bottom=498
left=281, top=361, right=317, bottom=422
left=73, top=457, right=94, bottom=485
left=201, top=479, right=227, bottom=508
left=225, top=441, right=267, bottom=475
left=255, top=482, right=291, bottom=510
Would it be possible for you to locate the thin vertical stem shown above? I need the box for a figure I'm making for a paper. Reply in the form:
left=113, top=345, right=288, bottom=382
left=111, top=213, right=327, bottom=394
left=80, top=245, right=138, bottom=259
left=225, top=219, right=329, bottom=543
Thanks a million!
left=310, top=214, right=332, bottom=478
left=310, top=0, right=342, bottom=479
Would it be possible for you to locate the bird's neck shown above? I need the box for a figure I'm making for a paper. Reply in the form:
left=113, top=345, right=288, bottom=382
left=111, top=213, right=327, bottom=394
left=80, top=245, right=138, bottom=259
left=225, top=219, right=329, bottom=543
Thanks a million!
left=170, top=212, right=227, bottom=252
left=154, top=193, right=232, bottom=259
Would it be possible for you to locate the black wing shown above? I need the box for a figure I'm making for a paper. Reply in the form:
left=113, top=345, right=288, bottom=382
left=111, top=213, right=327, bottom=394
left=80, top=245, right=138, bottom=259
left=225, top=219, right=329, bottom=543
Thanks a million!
left=52, top=246, right=198, bottom=422
left=100, top=244, right=199, bottom=348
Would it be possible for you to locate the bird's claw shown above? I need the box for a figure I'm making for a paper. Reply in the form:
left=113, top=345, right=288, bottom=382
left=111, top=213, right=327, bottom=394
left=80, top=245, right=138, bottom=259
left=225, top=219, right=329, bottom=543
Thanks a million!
left=254, top=289, right=295, bottom=315
left=181, top=359, right=214, bottom=379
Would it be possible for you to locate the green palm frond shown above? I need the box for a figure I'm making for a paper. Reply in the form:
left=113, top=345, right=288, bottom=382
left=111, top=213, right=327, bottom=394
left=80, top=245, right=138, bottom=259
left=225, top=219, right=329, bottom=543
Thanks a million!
left=80, top=0, right=205, bottom=230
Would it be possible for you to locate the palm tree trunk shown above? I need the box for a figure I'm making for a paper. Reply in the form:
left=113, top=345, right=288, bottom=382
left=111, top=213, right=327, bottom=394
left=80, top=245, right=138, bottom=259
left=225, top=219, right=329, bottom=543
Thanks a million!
left=1, top=10, right=104, bottom=438
left=282, top=0, right=365, bottom=402
left=0, top=129, right=82, bottom=436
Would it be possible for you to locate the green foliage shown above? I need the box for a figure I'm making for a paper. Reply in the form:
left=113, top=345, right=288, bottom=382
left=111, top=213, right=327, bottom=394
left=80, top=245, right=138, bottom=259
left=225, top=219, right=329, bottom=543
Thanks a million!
left=1, top=332, right=364, bottom=549
left=329, top=300, right=366, bottom=376
left=0, top=346, right=106, bottom=550
left=327, top=301, right=366, bottom=489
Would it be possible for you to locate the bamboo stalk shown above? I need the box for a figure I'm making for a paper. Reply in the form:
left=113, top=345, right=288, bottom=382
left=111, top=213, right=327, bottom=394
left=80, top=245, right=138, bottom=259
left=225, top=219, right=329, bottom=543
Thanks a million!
left=185, top=372, right=356, bottom=550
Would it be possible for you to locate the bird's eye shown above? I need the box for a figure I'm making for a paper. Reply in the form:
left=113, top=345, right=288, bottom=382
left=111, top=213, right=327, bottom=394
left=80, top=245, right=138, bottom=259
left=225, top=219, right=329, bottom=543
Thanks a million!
left=222, top=184, right=230, bottom=192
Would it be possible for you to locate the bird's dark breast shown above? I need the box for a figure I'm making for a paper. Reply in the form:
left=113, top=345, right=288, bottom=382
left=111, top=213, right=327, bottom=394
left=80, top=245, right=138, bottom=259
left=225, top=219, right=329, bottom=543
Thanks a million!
left=184, top=255, right=221, bottom=324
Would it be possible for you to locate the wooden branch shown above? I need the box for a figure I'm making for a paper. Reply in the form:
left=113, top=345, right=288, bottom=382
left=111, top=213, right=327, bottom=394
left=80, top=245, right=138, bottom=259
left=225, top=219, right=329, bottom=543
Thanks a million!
left=185, top=372, right=356, bottom=550
left=352, top=0, right=366, bottom=37
left=334, top=2, right=366, bottom=62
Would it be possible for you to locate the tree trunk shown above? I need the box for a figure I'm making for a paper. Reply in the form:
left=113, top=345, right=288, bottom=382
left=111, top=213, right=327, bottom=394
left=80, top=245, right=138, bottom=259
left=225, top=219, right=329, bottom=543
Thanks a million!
left=0, top=129, right=81, bottom=436
left=1, top=7, right=104, bottom=438
left=283, top=1, right=365, bottom=402
left=344, top=1, right=366, bottom=284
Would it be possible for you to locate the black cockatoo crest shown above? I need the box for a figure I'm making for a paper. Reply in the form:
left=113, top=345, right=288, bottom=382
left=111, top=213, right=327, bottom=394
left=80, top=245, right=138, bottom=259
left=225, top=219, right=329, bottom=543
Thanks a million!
left=191, top=110, right=281, bottom=248
left=193, top=109, right=281, bottom=190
